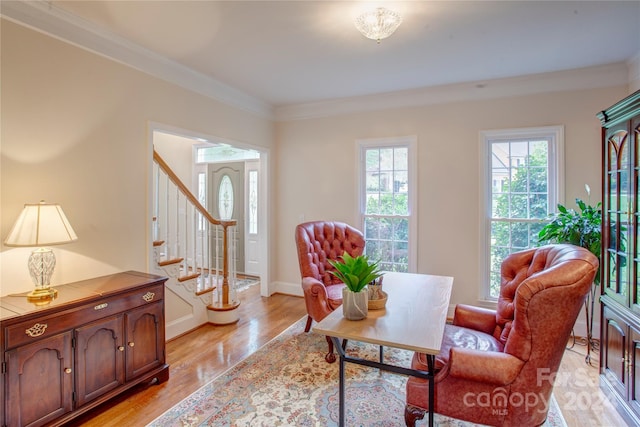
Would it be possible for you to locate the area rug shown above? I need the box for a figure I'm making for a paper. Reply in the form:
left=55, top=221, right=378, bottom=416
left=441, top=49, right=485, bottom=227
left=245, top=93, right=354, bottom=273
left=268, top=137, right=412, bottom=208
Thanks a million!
left=148, top=317, right=567, bottom=427
left=235, top=275, right=260, bottom=292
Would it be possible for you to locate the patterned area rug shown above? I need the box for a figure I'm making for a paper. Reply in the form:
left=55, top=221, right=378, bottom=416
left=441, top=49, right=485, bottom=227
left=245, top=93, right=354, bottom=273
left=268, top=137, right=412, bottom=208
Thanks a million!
left=148, top=317, right=567, bottom=427
left=235, top=276, right=260, bottom=292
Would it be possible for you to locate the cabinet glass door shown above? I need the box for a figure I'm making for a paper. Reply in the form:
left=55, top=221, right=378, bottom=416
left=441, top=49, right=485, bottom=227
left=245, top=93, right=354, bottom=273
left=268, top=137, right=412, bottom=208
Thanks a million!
left=634, top=120, right=640, bottom=312
left=605, top=127, right=631, bottom=305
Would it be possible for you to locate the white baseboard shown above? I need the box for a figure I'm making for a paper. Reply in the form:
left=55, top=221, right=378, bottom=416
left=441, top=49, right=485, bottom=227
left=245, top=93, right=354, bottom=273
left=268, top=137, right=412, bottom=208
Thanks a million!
left=269, top=281, right=303, bottom=297
left=165, top=313, right=203, bottom=341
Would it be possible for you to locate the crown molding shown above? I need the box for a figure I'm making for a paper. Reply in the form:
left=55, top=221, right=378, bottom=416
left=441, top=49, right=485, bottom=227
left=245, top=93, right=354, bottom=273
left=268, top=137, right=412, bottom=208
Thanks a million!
left=0, top=0, right=274, bottom=119
left=274, top=62, right=630, bottom=121
left=1, top=1, right=634, bottom=123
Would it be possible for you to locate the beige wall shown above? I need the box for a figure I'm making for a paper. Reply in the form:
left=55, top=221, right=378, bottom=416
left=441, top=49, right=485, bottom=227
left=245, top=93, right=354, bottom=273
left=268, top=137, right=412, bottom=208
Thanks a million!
left=1, top=18, right=634, bottom=312
left=0, top=20, right=274, bottom=295
left=275, top=86, right=629, bottom=306
left=153, top=132, right=197, bottom=192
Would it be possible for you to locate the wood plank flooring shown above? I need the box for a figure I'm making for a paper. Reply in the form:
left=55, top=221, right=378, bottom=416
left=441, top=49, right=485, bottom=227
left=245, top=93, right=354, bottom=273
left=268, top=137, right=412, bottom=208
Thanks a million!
left=69, top=285, right=628, bottom=426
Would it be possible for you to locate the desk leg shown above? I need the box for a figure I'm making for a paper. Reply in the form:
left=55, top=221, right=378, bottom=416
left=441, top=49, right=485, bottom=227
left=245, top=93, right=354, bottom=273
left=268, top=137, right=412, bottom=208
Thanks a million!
left=330, top=336, right=346, bottom=427
left=339, top=353, right=345, bottom=427
left=427, top=354, right=435, bottom=427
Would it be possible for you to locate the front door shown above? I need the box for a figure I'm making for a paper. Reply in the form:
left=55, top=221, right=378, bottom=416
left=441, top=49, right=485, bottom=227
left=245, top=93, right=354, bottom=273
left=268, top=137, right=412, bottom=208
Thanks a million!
left=208, top=162, right=245, bottom=273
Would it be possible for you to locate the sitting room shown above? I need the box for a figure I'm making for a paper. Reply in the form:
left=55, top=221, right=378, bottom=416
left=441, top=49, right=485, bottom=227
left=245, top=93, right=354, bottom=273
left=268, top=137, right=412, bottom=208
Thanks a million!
left=1, top=1, right=639, bottom=426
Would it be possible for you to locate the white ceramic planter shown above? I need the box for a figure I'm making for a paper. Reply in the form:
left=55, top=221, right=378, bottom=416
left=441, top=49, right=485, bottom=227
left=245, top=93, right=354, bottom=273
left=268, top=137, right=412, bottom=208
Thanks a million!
left=342, top=287, right=368, bottom=320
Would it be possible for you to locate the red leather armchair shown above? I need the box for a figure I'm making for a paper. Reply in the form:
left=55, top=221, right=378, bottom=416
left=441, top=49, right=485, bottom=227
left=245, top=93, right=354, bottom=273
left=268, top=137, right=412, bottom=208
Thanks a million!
left=405, top=244, right=599, bottom=427
left=295, top=221, right=365, bottom=363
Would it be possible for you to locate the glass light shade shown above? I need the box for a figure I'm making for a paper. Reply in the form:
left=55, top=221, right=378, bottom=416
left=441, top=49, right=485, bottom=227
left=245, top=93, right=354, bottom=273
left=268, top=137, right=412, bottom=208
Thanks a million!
left=355, top=7, right=402, bottom=43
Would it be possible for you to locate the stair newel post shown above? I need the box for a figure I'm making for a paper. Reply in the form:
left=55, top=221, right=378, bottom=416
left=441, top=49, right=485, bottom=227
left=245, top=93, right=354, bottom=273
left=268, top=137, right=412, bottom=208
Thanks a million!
left=222, top=222, right=230, bottom=306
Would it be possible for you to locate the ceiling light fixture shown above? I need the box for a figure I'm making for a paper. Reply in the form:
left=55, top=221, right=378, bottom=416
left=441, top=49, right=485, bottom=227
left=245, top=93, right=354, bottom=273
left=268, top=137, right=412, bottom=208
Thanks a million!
left=355, top=7, right=402, bottom=43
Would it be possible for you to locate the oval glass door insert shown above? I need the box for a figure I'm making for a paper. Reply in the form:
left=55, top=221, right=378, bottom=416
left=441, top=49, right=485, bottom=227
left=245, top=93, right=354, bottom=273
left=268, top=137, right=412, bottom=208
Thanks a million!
left=218, top=174, right=234, bottom=220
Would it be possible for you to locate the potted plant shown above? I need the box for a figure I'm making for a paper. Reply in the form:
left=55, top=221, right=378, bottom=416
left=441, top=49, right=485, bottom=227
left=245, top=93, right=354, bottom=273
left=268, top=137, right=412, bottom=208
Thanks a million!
left=537, top=186, right=601, bottom=275
left=329, top=252, right=382, bottom=320
left=537, top=184, right=601, bottom=361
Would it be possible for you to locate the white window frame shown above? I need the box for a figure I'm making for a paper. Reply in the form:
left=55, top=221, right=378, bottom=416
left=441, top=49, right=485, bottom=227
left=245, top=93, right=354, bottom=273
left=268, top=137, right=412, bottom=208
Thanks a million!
left=479, top=126, right=564, bottom=302
left=356, top=136, right=418, bottom=272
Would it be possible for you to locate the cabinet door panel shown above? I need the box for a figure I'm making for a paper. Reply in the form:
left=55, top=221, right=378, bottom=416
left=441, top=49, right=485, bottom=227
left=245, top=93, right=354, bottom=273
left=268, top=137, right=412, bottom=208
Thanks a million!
left=630, top=328, right=640, bottom=419
left=603, top=310, right=628, bottom=399
left=125, top=301, right=165, bottom=380
left=75, top=315, right=125, bottom=406
left=5, top=331, right=73, bottom=427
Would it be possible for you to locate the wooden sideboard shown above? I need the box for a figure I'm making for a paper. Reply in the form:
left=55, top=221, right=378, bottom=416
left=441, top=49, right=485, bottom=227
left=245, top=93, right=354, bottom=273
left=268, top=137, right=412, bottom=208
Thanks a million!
left=0, top=271, right=169, bottom=427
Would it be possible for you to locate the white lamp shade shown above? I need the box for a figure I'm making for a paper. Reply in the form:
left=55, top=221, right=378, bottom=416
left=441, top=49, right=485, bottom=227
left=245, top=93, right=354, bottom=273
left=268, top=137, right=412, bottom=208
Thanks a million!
left=4, top=202, right=78, bottom=247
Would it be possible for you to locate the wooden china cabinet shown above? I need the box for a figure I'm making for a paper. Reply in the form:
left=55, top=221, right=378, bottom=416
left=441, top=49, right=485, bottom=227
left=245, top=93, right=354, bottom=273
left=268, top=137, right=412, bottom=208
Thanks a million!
left=599, top=89, right=640, bottom=426
left=0, top=271, right=169, bottom=427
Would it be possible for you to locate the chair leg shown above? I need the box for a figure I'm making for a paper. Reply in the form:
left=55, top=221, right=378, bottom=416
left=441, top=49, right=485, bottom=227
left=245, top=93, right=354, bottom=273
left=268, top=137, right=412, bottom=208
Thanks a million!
left=304, top=315, right=313, bottom=332
left=325, top=335, right=336, bottom=363
left=404, top=404, right=426, bottom=427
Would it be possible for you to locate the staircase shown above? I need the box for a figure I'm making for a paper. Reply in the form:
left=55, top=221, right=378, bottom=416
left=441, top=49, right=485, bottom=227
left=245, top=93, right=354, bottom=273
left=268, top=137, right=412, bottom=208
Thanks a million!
left=152, top=150, right=240, bottom=339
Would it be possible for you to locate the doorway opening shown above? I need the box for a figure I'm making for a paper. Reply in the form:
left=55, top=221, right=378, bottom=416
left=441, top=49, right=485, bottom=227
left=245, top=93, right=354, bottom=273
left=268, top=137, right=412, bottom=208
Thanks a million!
left=150, top=125, right=269, bottom=296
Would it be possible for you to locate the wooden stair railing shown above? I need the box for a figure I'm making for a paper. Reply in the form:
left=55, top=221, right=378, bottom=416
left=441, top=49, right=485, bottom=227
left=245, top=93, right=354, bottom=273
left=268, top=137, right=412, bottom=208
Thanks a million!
left=153, top=150, right=239, bottom=313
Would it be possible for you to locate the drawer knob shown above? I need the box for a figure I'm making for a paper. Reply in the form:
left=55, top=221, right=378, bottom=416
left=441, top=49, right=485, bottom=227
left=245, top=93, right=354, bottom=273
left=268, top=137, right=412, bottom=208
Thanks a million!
left=65, top=368, right=72, bottom=374
left=128, top=342, right=135, bottom=347
left=118, top=346, right=125, bottom=351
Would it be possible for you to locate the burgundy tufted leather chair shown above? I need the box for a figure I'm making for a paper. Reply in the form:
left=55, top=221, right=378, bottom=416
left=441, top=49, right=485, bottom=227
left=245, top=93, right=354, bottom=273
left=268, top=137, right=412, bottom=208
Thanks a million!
left=405, top=244, right=599, bottom=427
left=295, top=221, right=365, bottom=363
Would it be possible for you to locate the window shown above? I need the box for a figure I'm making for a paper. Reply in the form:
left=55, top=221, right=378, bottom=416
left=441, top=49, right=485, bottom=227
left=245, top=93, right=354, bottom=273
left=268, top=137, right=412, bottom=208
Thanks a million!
left=197, top=171, right=207, bottom=230
left=358, top=136, right=417, bottom=272
left=480, top=126, right=564, bottom=299
left=248, top=169, right=258, bottom=234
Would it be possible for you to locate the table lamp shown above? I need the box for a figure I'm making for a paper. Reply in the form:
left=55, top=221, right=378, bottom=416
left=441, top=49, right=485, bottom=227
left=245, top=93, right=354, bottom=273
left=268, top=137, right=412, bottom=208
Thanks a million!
left=4, top=201, right=78, bottom=301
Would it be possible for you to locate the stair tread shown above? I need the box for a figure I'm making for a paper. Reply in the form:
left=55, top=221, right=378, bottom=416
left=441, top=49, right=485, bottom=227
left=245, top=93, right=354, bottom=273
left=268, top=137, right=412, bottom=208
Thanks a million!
left=196, top=286, right=216, bottom=296
left=178, top=273, right=201, bottom=282
left=158, top=257, right=183, bottom=266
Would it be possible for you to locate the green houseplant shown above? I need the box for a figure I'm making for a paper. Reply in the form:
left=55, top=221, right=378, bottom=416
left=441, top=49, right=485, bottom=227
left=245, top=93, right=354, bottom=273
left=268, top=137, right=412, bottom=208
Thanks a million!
left=537, top=185, right=601, bottom=361
left=329, top=252, right=382, bottom=320
left=537, top=196, right=601, bottom=284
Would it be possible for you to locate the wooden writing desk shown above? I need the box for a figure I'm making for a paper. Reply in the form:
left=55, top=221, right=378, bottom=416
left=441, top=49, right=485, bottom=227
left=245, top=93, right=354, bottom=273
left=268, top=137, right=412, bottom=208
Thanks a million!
left=313, top=271, right=453, bottom=427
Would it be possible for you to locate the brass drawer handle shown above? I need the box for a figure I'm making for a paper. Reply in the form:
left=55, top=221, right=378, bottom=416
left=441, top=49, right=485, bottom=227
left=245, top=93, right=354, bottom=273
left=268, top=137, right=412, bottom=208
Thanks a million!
left=94, top=303, right=108, bottom=310
left=25, top=323, right=48, bottom=337
left=128, top=342, right=135, bottom=347
left=118, top=346, right=125, bottom=352
left=142, top=292, right=155, bottom=302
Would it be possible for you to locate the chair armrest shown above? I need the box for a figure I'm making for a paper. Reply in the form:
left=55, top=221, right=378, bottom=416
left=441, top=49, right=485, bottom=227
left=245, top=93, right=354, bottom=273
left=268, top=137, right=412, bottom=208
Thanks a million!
left=302, top=276, right=327, bottom=294
left=453, top=304, right=497, bottom=335
left=302, top=277, right=332, bottom=321
left=447, top=347, right=524, bottom=385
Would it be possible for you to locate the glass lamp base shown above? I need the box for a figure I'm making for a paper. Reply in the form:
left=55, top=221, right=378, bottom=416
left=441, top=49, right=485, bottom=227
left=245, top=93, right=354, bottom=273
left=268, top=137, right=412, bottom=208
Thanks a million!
left=28, top=247, right=56, bottom=287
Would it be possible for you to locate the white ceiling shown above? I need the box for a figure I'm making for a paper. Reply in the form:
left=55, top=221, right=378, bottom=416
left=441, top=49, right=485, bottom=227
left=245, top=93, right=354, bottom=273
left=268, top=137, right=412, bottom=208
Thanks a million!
left=5, top=1, right=640, bottom=114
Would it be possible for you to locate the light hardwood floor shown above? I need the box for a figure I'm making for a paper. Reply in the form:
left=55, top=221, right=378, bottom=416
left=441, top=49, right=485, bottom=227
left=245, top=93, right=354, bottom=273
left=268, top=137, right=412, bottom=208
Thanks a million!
left=70, top=285, right=628, bottom=426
